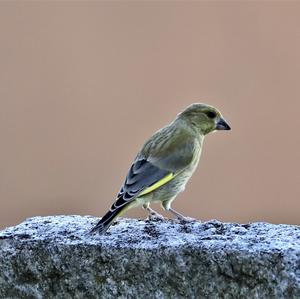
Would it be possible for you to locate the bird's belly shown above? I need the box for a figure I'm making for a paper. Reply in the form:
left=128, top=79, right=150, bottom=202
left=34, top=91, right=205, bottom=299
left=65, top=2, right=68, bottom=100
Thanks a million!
left=144, top=162, right=199, bottom=203
left=139, top=141, right=202, bottom=204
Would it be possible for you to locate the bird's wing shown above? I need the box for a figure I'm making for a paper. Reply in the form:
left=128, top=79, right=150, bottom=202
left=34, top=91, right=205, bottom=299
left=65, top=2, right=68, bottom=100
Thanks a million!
left=110, top=133, right=196, bottom=212
left=110, top=158, right=170, bottom=211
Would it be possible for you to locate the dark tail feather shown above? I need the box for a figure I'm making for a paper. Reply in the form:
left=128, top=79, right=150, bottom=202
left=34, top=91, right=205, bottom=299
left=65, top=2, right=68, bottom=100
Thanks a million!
left=90, top=205, right=127, bottom=234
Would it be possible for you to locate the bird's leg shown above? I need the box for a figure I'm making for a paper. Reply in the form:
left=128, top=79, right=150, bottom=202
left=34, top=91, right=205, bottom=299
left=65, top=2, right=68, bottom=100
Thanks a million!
left=162, top=200, right=197, bottom=222
left=143, top=203, right=165, bottom=220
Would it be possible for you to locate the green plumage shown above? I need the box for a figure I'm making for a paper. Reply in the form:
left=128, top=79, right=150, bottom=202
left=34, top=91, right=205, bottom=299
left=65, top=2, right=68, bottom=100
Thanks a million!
left=91, top=103, right=230, bottom=234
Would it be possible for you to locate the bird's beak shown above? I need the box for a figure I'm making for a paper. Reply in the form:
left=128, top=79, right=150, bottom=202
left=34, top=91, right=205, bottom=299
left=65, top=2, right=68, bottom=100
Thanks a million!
left=216, top=118, right=231, bottom=130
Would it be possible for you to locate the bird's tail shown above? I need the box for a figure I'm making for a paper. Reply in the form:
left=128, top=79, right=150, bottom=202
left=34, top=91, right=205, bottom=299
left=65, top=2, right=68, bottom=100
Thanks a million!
left=90, top=202, right=130, bottom=234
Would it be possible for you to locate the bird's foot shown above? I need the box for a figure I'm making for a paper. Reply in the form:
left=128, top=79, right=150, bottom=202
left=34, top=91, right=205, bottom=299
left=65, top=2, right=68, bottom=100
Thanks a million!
left=167, top=207, right=198, bottom=223
left=176, top=216, right=198, bottom=223
left=147, top=212, right=165, bottom=221
left=144, top=206, right=165, bottom=221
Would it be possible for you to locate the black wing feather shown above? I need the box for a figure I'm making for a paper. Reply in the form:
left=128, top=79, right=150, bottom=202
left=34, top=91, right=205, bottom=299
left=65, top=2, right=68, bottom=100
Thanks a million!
left=110, top=158, right=169, bottom=212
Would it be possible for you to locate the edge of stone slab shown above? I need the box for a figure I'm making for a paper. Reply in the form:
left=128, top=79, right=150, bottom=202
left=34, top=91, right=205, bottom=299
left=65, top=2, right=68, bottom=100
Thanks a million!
left=0, top=215, right=300, bottom=252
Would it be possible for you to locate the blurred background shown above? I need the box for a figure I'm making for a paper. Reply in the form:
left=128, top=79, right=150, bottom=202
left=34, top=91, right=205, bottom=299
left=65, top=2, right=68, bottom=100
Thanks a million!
left=1, top=2, right=300, bottom=229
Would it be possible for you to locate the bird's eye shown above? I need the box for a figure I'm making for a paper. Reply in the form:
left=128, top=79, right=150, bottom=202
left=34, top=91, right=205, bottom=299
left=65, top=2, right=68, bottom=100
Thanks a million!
left=206, top=111, right=216, bottom=119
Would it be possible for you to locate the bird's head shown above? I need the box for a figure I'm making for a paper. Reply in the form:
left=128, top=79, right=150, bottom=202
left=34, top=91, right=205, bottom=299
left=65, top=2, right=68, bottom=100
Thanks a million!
left=177, top=103, right=231, bottom=135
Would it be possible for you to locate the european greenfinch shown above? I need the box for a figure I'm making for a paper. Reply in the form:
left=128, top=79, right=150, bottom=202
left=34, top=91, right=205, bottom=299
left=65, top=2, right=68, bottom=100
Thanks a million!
left=91, top=103, right=230, bottom=234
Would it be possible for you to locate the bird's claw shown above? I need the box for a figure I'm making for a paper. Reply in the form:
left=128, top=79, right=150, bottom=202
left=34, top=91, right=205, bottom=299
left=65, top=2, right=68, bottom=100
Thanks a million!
left=147, top=213, right=165, bottom=221
left=176, top=216, right=198, bottom=223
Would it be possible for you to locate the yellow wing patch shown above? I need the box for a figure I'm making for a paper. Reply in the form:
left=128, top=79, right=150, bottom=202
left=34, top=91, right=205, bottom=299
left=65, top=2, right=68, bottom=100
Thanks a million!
left=139, top=173, right=175, bottom=196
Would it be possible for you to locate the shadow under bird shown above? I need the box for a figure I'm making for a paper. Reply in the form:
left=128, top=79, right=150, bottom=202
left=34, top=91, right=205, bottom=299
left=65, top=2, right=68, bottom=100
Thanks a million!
left=91, top=103, right=231, bottom=234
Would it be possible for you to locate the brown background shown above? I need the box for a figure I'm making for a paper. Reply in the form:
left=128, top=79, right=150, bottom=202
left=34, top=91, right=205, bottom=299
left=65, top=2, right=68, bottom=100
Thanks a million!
left=1, top=2, right=299, bottom=229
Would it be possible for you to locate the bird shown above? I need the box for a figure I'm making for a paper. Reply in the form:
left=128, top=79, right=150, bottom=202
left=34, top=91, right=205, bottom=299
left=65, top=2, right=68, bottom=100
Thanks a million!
left=90, top=103, right=230, bottom=234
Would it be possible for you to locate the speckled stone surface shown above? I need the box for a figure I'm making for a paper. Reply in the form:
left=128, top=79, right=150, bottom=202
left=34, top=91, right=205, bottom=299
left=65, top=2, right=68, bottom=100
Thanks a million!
left=0, top=215, right=299, bottom=299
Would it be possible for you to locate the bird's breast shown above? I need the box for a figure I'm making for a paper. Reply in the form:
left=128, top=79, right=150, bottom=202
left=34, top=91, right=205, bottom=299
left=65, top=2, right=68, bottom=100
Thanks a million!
left=173, top=139, right=203, bottom=192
